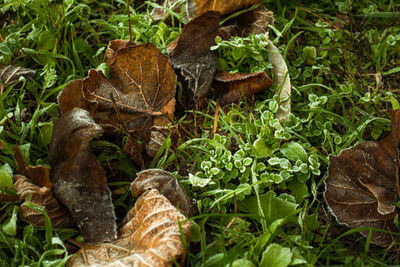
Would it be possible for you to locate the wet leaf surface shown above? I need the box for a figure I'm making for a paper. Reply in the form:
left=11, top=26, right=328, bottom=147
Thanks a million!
left=131, top=169, right=195, bottom=217
left=14, top=174, right=73, bottom=228
left=59, top=41, right=176, bottom=135
left=68, top=189, right=192, bottom=267
left=49, top=108, right=117, bottom=243
left=167, top=11, right=220, bottom=104
left=324, top=110, right=400, bottom=246
left=213, top=71, right=273, bottom=106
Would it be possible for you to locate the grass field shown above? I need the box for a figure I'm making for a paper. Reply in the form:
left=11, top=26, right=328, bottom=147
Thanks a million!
left=1, top=0, right=400, bottom=266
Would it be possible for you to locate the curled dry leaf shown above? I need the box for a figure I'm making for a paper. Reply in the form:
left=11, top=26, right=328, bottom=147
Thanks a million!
left=0, top=65, right=36, bottom=85
left=213, top=71, right=273, bottom=106
left=195, top=0, right=262, bottom=16
left=49, top=108, right=117, bottom=243
left=324, top=110, right=400, bottom=247
left=218, top=6, right=274, bottom=40
left=13, top=174, right=73, bottom=227
left=268, top=42, right=291, bottom=121
left=167, top=11, right=220, bottom=104
left=131, top=169, right=195, bottom=217
left=14, top=145, right=52, bottom=188
left=59, top=41, right=176, bottom=135
left=68, top=189, right=192, bottom=267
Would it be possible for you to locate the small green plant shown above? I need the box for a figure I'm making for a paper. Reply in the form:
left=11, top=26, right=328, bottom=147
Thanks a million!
left=211, top=33, right=273, bottom=73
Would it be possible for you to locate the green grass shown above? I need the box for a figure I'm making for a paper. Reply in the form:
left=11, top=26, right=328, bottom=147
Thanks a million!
left=1, top=0, right=400, bottom=266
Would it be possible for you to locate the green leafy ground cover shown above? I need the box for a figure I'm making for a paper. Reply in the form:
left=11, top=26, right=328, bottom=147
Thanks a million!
left=0, top=0, right=400, bottom=266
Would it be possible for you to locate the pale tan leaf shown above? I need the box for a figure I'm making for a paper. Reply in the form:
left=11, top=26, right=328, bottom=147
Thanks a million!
left=131, top=169, right=195, bottom=217
left=68, top=189, right=192, bottom=267
left=268, top=42, right=291, bottom=121
left=13, top=174, right=74, bottom=228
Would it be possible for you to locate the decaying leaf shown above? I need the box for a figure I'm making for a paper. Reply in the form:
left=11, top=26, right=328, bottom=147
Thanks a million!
left=0, top=65, right=36, bottom=85
left=268, top=42, right=291, bottom=121
left=131, top=169, right=195, bottom=217
left=218, top=5, right=274, bottom=39
left=49, top=108, right=117, bottom=243
left=13, top=174, right=73, bottom=227
left=324, top=110, right=400, bottom=247
left=14, top=145, right=52, bottom=188
left=59, top=41, right=176, bottom=135
left=195, top=0, right=262, bottom=16
left=213, top=71, right=273, bottom=106
left=167, top=11, right=220, bottom=104
left=68, top=189, right=192, bottom=267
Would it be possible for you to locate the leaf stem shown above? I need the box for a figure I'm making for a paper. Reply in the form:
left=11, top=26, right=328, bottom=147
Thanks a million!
left=127, top=0, right=132, bottom=42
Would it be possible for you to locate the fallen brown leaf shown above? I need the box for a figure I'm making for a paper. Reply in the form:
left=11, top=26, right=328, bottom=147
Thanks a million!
left=13, top=174, right=73, bottom=227
left=57, top=80, right=96, bottom=118
left=68, top=189, right=192, bottom=267
left=14, top=145, right=52, bottom=188
left=167, top=11, right=220, bottom=105
left=131, top=169, right=195, bottom=217
left=59, top=41, right=176, bottom=135
left=195, top=0, right=262, bottom=16
left=324, top=110, right=400, bottom=247
left=49, top=108, right=117, bottom=243
left=213, top=71, right=273, bottom=106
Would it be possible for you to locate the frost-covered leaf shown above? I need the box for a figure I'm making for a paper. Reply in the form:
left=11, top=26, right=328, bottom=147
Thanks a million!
left=13, top=175, right=73, bottom=228
left=131, top=169, right=195, bottom=217
left=68, top=189, right=193, bottom=267
left=49, top=108, right=116, bottom=243
left=324, top=110, right=400, bottom=246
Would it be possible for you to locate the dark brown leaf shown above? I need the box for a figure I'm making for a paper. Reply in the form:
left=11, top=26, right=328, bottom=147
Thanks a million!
left=68, top=189, right=193, bottom=267
left=324, top=110, right=400, bottom=247
left=14, top=145, right=52, bottom=188
left=131, top=169, right=195, bottom=217
left=59, top=41, right=176, bottom=135
left=167, top=11, right=220, bottom=104
left=195, top=0, right=261, bottom=16
left=0, top=65, right=36, bottom=85
left=213, top=71, right=273, bottom=106
left=14, top=174, right=74, bottom=227
left=49, top=108, right=117, bottom=243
